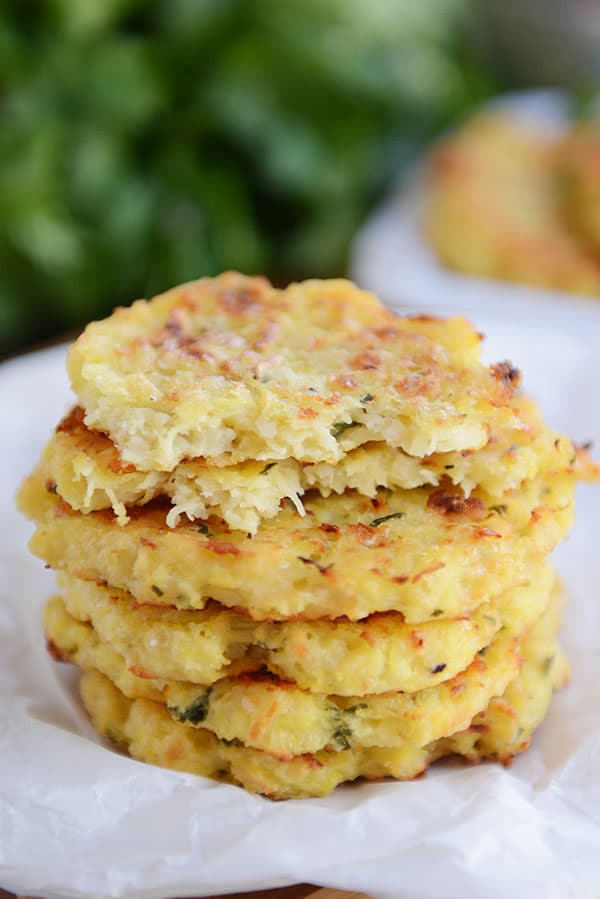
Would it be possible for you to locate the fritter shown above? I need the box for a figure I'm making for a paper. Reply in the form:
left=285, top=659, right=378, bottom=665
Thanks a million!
left=44, top=597, right=518, bottom=755
left=43, top=395, right=576, bottom=533
left=78, top=602, right=568, bottom=798
left=44, top=576, right=555, bottom=755
left=558, top=122, right=600, bottom=255
left=19, top=465, right=575, bottom=621
left=425, top=114, right=600, bottom=296
left=443, top=590, right=568, bottom=760
left=67, top=272, right=522, bottom=472
left=48, top=562, right=552, bottom=695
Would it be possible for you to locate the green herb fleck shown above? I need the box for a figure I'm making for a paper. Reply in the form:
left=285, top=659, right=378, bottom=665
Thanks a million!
left=360, top=393, right=374, bottom=404
left=195, top=522, right=210, bottom=536
left=542, top=655, right=555, bottom=674
left=298, top=556, right=334, bottom=574
left=168, top=689, right=211, bottom=724
left=332, top=726, right=352, bottom=750
left=478, top=647, right=487, bottom=656
left=370, top=511, right=406, bottom=527
left=488, top=504, right=508, bottom=515
left=259, top=462, right=277, bottom=476
left=346, top=702, right=368, bottom=713
left=330, top=420, right=364, bottom=439
left=151, top=584, right=164, bottom=597
left=444, top=464, right=454, bottom=470
left=483, top=614, right=498, bottom=625
left=431, top=608, right=444, bottom=617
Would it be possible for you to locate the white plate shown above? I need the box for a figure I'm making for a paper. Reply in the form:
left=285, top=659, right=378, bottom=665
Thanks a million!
left=1, top=338, right=600, bottom=899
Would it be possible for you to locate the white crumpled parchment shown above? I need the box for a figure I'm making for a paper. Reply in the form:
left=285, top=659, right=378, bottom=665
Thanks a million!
left=2, top=90, right=600, bottom=896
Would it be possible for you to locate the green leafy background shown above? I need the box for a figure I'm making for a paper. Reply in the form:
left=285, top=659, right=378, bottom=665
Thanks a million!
left=1, top=0, right=501, bottom=354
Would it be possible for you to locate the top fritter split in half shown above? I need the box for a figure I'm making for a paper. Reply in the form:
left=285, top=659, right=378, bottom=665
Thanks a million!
left=67, top=273, right=522, bottom=472
left=42, top=394, right=577, bottom=534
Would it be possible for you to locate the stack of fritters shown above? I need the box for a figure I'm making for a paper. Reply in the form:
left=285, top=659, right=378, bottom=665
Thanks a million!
left=17, top=273, right=597, bottom=798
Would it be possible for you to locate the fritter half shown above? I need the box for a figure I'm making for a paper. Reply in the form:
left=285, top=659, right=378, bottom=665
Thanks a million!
left=19, top=465, right=575, bottom=620
left=67, top=273, right=522, bottom=471
left=43, top=395, right=576, bottom=534
left=78, top=603, right=568, bottom=798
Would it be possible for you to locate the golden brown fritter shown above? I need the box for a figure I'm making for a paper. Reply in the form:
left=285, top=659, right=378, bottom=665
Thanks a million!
left=67, top=273, right=522, bottom=471
left=425, top=114, right=600, bottom=296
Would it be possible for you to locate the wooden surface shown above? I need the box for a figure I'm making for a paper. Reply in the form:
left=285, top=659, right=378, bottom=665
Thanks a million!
left=1, top=888, right=371, bottom=899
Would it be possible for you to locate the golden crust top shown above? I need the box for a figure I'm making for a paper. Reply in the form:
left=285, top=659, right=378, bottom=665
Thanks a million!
left=67, top=273, right=520, bottom=471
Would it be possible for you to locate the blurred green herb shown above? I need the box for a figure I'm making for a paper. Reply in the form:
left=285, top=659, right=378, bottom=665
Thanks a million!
left=0, top=0, right=495, bottom=354
left=370, top=511, right=406, bottom=526
left=331, top=420, right=364, bottom=439
left=168, top=689, right=211, bottom=724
